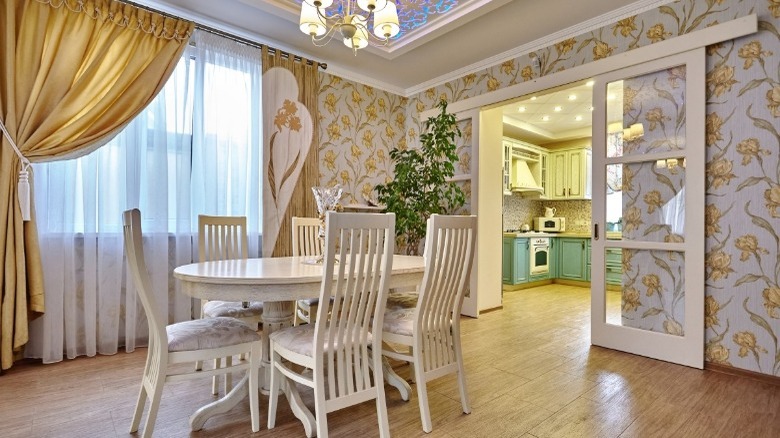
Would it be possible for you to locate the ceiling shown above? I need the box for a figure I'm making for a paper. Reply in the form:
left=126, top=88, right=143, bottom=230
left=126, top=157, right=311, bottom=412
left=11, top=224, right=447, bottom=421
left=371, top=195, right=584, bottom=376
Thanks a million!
left=502, top=81, right=595, bottom=145
left=138, top=0, right=653, bottom=93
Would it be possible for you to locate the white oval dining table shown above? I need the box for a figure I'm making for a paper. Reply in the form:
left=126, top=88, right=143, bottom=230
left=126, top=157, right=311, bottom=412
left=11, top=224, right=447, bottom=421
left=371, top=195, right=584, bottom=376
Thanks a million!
left=173, top=255, right=425, bottom=436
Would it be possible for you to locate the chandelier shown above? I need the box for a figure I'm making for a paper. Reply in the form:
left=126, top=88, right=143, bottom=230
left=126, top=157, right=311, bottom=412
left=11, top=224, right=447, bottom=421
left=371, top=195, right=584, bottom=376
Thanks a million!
left=299, top=0, right=401, bottom=54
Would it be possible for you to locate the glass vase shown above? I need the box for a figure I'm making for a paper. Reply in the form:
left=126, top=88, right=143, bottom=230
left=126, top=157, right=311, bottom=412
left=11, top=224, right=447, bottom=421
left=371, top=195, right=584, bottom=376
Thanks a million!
left=311, top=185, right=343, bottom=263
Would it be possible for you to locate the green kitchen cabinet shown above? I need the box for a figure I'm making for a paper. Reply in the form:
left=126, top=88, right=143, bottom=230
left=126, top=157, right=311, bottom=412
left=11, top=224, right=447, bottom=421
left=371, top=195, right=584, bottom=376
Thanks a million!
left=605, top=247, right=623, bottom=286
left=502, top=236, right=529, bottom=285
left=502, top=237, right=513, bottom=283
left=558, top=238, right=587, bottom=281
left=586, top=241, right=623, bottom=286
left=586, top=239, right=592, bottom=282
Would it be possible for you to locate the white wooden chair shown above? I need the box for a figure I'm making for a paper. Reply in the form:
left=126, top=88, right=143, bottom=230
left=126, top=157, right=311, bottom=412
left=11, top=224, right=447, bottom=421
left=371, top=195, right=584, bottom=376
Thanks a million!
left=122, top=209, right=262, bottom=437
left=382, top=214, right=477, bottom=433
left=195, top=214, right=263, bottom=395
left=267, top=212, right=395, bottom=438
left=291, top=216, right=324, bottom=325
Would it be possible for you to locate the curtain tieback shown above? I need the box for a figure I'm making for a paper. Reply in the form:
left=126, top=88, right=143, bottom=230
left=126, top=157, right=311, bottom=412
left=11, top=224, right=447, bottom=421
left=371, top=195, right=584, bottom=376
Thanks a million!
left=0, top=119, right=32, bottom=221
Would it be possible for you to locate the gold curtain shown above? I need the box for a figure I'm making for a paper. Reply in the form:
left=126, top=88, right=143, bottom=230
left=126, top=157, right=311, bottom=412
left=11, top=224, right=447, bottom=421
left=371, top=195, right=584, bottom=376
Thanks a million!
left=262, top=46, right=321, bottom=257
left=0, top=0, right=193, bottom=370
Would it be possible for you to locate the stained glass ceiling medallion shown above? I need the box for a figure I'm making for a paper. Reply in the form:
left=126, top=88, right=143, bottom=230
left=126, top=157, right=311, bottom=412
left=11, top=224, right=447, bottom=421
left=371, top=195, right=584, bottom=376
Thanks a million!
left=288, top=0, right=462, bottom=40
left=395, top=0, right=460, bottom=36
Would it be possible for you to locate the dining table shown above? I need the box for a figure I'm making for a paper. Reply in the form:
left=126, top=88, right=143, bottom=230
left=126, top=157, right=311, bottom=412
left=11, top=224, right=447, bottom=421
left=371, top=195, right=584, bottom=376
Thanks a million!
left=173, top=254, right=426, bottom=435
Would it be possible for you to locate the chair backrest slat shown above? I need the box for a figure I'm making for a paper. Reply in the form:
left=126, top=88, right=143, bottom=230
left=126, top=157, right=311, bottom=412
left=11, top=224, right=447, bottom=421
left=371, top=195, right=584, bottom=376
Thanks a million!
left=291, top=216, right=323, bottom=257
left=122, top=209, right=167, bottom=349
left=198, top=215, right=249, bottom=262
left=314, top=212, right=395, bottom=401
left=415, top=215, right=477, bottom=372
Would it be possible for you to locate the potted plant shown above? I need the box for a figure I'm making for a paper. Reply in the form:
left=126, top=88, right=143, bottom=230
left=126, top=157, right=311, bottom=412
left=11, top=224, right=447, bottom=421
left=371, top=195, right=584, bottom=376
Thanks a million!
left=376, top=100, right=465, bottom=255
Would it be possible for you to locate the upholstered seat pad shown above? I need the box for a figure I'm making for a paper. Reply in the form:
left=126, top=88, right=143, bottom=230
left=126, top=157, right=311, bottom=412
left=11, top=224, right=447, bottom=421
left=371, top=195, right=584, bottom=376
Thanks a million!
left=386, top=291, right=419, bottom=310
left=203, top=300, right=264, bottom=319
left=270, top=324, right=374, bottom=357
left=382, top=308, right=415, bottom=337
left=167, top=317, right=261, bottom=352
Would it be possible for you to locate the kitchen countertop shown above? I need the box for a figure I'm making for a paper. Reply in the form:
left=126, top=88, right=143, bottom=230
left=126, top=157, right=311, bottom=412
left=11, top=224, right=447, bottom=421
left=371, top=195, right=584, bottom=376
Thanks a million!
left=503, top=231, right=623, bottom=240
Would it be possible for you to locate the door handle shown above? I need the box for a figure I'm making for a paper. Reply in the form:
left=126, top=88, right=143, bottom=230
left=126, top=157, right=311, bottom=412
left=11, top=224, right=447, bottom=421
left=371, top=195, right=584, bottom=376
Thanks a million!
left=594, top=223, right=599, bottom=240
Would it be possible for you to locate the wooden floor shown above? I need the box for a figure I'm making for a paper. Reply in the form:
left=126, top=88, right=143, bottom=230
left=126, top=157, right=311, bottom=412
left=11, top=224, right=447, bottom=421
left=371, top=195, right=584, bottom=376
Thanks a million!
left=2, top=284, right=780, bottom=438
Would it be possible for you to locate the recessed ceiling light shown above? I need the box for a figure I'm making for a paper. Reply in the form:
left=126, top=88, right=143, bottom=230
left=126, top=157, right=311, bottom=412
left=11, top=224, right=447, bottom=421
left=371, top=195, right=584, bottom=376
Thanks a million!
left=554, top=106, right=562, bottom=112
left=530, top=96, right=537, bottom=101
left=589, top=106, right=594, bottom=111
left=575, top=115, right=583, bottom=121
left=518, top=106, right=526, bottom=112
left=586, top=80, right=595, bottom=86
left=542, top=115, right=550, bottom=121
left=568, top=94, right=577, bottom=101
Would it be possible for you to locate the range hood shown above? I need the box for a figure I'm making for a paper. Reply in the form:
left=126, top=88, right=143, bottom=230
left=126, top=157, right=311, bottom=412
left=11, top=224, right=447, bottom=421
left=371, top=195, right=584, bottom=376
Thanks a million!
left=511, top=159, right=543, bottom=193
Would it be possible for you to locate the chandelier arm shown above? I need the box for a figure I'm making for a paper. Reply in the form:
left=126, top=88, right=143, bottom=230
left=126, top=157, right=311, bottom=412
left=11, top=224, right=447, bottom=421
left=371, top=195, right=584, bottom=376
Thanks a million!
left=314, top=6, right=345, bottom=23
left=302, top=0, right=396, bottom=50
left=310, top=22, right=343, bottom=46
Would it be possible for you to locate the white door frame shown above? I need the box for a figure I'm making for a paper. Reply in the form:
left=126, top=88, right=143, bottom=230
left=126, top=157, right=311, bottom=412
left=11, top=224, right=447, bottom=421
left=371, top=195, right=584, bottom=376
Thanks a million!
left=591, top=48, right=706, bottom=368
left=418, top=16, right=756, bottom=322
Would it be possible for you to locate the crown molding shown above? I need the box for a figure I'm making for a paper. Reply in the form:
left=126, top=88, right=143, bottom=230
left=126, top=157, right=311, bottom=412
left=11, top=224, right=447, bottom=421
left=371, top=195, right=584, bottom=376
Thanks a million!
left=404, top=0, right=674, bottom=97
left=322, top=65, right=408, bottom=96
left=380, top=0, right=512, bottom=59
left=134, top=0, right=327, bottom=67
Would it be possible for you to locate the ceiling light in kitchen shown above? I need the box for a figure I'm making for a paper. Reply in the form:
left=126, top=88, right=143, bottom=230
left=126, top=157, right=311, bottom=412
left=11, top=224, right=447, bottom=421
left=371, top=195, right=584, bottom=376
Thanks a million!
left=530, top=96, right=537, bottom=100
left=554, top=106, right=562, bottom=112
left=575, top=115, right=583, bottom=121
left=568, top=94, right=577, bottom=100
left=542, top=115, right=550, bottom=121
left=518, top=106, right=526, bottom=112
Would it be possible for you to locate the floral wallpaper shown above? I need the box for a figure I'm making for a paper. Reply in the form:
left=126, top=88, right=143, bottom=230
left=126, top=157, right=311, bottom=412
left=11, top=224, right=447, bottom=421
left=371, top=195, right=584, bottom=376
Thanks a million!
left=616, top=67, right=689, bottom=335
left=318, top=0, right=780, bottom=377
left=317, top=73, right=408, bottom=205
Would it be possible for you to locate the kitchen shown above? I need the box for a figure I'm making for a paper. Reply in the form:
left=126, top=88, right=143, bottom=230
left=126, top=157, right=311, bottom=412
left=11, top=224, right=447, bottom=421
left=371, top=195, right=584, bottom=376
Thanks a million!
left=499, top=80, right=619, bottom=295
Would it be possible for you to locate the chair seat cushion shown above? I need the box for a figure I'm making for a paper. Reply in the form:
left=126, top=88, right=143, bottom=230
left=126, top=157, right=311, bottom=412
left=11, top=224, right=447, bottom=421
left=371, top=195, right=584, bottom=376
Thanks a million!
left=167, top=317, right=261, bottom=352
left=270, top=324, right=373, bottom=357
left=203, top=300, right=264, bottom=319
left=382, top=308, right=415, bottom=337
left=386, top=291, right=419, bottom=310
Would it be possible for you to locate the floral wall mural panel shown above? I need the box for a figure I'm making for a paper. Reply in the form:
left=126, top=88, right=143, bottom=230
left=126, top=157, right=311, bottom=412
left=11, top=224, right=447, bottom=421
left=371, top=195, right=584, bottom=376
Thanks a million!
left=622, top=249, right=686, bottom=336
left=262, top=67, right=313, bottom=256
left=318, top=73, right=407, bottom=205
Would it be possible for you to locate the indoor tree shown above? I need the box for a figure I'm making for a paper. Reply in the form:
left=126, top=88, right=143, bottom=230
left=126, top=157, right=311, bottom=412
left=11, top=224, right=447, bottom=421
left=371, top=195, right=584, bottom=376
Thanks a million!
left=376, top=99, right=465, bottom=255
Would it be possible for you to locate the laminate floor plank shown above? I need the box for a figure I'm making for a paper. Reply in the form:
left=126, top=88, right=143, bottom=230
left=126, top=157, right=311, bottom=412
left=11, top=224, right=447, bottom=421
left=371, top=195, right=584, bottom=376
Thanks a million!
left=2, top=284, right=779, bottom=437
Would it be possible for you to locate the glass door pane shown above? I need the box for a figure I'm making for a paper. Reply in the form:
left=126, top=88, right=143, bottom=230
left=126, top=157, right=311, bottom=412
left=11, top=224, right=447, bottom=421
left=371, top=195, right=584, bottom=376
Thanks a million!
left=591, top=48, right=705, bottom=369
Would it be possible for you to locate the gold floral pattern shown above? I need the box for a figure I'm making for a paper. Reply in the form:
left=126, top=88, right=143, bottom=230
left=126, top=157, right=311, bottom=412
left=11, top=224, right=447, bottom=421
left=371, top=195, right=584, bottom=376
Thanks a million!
left=318, top=0, right=780, bottom=376
left=738, top=41, right=773, bottom=69
left=733, top=331, right=767, bottom=359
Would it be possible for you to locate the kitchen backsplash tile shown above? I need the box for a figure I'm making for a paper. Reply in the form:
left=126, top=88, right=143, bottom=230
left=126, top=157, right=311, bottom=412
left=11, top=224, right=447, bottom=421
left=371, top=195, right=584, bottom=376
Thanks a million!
left=502, top=195, right=540, bottom=230
left=549, top=200, right=592, bottom=233
left=503, top=195, right=592, bottom=233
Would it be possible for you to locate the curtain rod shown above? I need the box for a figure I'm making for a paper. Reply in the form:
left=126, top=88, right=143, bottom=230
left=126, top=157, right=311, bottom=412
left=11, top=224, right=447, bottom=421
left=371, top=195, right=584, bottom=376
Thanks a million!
left=121, top=1, right=327, bottom=70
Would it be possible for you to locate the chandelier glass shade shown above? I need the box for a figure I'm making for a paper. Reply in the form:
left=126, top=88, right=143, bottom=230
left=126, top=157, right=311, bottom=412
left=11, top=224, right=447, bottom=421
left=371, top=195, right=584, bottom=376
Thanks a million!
left=299, top=0, right=400, bottom=54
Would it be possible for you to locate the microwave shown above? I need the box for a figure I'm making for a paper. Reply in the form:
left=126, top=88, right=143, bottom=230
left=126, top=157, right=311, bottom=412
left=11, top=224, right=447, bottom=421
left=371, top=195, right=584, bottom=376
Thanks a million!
left=534, top=217, right=566, bottom=232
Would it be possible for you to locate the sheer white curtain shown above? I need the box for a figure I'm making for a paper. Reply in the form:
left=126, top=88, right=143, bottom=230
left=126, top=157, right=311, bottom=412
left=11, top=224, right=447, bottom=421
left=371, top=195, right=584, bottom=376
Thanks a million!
left=191, top=32, right=263, bottom=255
left=25, top=30, right=263, bottom=364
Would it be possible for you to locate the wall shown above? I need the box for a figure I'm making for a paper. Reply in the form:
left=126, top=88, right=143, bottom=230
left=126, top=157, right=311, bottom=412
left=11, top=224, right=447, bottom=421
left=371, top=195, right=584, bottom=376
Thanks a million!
left=319, top=0, right=780, bottom=377
left=317, top=74, right=408, bottom=205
